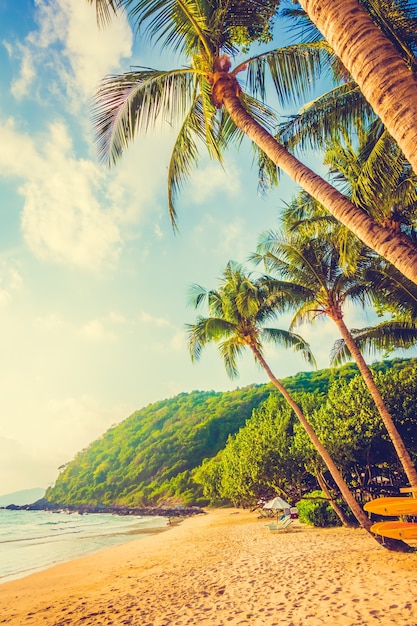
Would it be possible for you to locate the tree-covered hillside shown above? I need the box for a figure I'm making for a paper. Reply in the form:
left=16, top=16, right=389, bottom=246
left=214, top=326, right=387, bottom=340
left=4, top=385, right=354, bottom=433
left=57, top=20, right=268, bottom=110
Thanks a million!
left=46, top=385, right=271, bottom=506
left=45, top=358, right=417, bottom=507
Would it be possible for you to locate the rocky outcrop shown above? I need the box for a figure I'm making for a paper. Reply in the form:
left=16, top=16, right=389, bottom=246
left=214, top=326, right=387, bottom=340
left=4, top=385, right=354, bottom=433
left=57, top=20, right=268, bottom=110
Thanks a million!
left=4, top=498, right=205, bottom=518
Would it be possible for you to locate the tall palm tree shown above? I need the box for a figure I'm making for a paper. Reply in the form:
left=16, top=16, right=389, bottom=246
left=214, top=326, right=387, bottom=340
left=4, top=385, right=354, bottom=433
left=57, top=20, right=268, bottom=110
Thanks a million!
left=278, top=0, right=417, bottom=154
left=278, top=120, right=417, bottom=277
left=296, top=0, right=417, bottom=176
left=332, top=261, right=417, bottom=368
left=278, top=125, right=417, bottom=356
left=253, top=234, right=417, bottom=488
left=88, top=0, right=417, bottom=284
left=186, top=261, right=381, bottom=538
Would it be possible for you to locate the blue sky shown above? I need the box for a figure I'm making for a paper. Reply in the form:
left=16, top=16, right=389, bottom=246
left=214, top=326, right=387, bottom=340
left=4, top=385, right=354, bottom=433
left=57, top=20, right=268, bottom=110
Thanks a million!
left=0, top=1, right=411, bottom=496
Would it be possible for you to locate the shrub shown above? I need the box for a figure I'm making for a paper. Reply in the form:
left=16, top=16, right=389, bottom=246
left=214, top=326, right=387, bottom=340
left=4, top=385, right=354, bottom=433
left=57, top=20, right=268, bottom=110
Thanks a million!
left=296, top=490, right=342, bottom=527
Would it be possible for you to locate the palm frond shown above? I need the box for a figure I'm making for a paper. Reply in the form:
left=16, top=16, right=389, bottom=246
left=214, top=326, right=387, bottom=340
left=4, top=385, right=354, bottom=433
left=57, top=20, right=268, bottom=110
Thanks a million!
left=209, top=87, right=278, bottom=158
left=280, top=194, right=363, bottom=272
left=187, top=259, right=315, bottom=380
left=186, top=315, right=236, bottom=362
left=365, top=262, right=417, bottom=320
left=278, top=4, right=322, bottom=43
left=167, top=89, right=222, bottom=227
left=278, top=83, right=376, bottom=152
left=261, top=327, right=316, bottom=367
left=211, top=0, right=280, bottom=50
left=330, top=337, right=352, bottom=366
left=240, top=93, right=279, bottom=134
left=254, top=144, right=280, bottom=194
left=351, top=126, right=417, bottom=220
left=127, top=0, right=212, bottom=56
left=238, top=93, right=281, bottom=191
left=218, top=337, right=246, bottom=379
left=333, top=276, right=372, bottom=308
left=187, top=283, right=209, bottom=309
left=323, top=121, right=417, bottom=236
left=245, top=42, right=333, bottom=106
left=364, top=0, right=417, bottom=67
left=289, top=299, right=323, bottom=328
left=92, top=67, right=196, bottom=165
left=278, top=194, right=363, bottom=270
left=256, top=232, right=327, bottom=291
left=330, top=321, right=417, bottom=366
left=87, top=0, right=121, bottom=26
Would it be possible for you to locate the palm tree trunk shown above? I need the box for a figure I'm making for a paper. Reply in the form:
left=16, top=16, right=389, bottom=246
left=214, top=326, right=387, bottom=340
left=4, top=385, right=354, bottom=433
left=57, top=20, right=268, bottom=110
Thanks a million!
left=298, top=0, right=417, bottom=177
left=220, top=86, right=417, bottom=285
left=250, top=345, right=410, bottom=551
left=250, top=347, right=370, bottom=526
left=316, top=470, right=354, bottom=528
left=332, top=313, right=417, bottom=488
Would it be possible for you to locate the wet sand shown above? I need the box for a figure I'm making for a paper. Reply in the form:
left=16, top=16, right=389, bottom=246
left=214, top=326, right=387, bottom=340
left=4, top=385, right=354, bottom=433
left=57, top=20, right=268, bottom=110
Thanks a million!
left=1, top=508, right=417, bottom=625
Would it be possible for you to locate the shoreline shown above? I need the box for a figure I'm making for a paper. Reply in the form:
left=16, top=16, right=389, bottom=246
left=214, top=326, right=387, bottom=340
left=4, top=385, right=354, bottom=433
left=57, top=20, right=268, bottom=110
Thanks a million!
left=1, top=508, right=417, bottom=625
left=0, top=509, right=174, bottom=585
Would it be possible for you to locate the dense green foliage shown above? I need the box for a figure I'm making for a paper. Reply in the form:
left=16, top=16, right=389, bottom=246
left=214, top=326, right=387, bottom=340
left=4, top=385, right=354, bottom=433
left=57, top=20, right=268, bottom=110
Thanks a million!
left=195, top=361, right=417, bottom=508
left=46, top=385, right=271, bottom=506
left=296, top=491, right=342, bottom=527
left=45, top=358, right=417, bottom=507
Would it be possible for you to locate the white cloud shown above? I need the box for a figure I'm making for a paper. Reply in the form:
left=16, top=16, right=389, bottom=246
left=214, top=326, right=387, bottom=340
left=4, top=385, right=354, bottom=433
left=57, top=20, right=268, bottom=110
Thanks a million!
left=188, top=161, right=241, bottom=204
left=24, top=125, right=121, bottom=269
left=0, top=115, right=177, bottom=270
left=35, top=311, right=127, bottom=340
left=0, top=118, right=121, bottom=270
left=10, top=44, right=36, bottom=100
left=34, top=313, right=69, bottom=332
left=169, top=329, right=187, bottom=351
left=78, top=319, right=117, bottom=342
left=140, top=311, right=173, bottom=327
left=60, top=0, right=132, bottom=104
left=215, top=217, right=250, bottom=259
left=108, top=311, right=126, bottom=325
left=7, top=0, right=132, bottom=111
left=0, top=395, right=134, bottom=493
left=0, top=436, right=55, bottom=492
left=0, top=261, right=23, bottom=306
left=154, top=224, right=164, bottom=239
left=0, top=0, right=183, bottom=272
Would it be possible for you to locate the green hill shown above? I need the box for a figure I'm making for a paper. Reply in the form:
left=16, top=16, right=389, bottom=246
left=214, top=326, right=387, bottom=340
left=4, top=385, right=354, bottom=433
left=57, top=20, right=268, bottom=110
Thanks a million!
left=45, top=357, right=417, bottom=507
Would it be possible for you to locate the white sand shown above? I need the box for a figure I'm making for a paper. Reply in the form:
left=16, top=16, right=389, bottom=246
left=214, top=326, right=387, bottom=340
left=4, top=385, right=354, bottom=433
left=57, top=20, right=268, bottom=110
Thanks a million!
left=1, top=508, right=417, bottom=625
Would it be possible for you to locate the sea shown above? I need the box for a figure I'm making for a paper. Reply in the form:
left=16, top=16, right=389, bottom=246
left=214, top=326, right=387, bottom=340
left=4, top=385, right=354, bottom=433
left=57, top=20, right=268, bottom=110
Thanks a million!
left=0, top=508, right=168, bottom=584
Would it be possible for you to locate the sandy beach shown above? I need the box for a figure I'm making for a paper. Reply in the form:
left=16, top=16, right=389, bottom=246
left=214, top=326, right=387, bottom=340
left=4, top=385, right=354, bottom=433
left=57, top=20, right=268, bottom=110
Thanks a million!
left=1, top=508, right=417, bottom=626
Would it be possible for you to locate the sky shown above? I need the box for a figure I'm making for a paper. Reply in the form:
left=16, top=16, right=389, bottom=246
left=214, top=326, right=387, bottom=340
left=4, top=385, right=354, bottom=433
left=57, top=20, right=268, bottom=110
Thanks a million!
left=0, top=0, right=413, bottom=496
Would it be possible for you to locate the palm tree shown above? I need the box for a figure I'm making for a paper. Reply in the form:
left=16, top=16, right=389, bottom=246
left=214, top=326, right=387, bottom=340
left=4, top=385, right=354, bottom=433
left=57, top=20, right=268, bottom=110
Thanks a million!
left=280, top=124, right=417, bottom=266
left=253, top=233, right=417, bottom=489
left=87, top=0, right=417, bottom=284
left=186, top=261, right=381, bottom=538
left=278, top=127, right=417, bottom=356
left=332, top=261, right=417, bottom=368
left=296, top=0, right=417, bottom=176
left=278, top=0, right=417, bottom=153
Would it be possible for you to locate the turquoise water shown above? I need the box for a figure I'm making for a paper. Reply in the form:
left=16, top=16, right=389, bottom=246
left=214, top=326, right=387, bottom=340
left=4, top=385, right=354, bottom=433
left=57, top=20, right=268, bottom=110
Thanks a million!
left=0, top=509, right=168, bottom=584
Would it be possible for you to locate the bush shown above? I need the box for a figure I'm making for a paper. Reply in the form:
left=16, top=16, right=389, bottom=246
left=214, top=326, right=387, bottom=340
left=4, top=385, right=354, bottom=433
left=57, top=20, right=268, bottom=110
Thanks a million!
left=296, top=491, right=342, bottom=527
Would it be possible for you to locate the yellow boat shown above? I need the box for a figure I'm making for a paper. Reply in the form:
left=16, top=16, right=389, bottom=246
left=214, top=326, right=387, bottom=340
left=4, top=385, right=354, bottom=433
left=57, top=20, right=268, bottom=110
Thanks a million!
left=364, top=497, right=417, bottom=516
left=370, top=521, right=417, bottom=540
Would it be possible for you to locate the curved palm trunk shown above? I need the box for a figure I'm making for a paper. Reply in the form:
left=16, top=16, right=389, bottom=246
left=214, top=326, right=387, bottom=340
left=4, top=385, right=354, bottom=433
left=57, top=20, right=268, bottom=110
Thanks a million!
left=251, top=345, right=410, bottom=551
left=332, top=313, right=417, bottom=488
left=316, top=470, right=354, bottom=528
left=298, top=0, right=417, bottom=177
left=250, top=346, right=370, bottom=527
left=220, top=86, right=417, bottom=285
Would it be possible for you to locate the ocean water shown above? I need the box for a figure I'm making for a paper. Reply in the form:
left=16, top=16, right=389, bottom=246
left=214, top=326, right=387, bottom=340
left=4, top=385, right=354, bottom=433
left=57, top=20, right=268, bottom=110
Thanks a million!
left=0, top=508, right=168, bottom=584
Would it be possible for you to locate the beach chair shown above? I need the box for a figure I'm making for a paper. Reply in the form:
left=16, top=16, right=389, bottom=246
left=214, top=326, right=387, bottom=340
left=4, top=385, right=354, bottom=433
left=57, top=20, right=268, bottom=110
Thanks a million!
left=265, top=515, right=293, bottom=532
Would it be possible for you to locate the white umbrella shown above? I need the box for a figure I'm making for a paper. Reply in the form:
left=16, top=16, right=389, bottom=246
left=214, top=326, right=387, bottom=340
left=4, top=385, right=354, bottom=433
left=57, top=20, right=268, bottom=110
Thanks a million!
left=263, top=496, right=291, bottom=510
